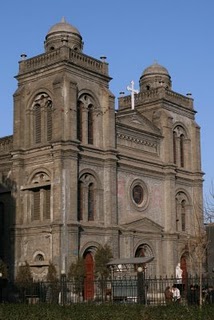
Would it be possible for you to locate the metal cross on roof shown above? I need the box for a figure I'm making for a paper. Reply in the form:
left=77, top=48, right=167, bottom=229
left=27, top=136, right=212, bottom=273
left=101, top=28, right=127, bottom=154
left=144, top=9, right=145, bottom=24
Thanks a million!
left=127, top=80, right=139, bottom=110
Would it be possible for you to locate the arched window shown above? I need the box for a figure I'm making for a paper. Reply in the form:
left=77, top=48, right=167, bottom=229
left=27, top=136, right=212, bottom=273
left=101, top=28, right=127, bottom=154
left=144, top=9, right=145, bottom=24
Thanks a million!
left=32, top=187, right=51, bottom=221
left=77, top=95, right=95, bottom=145
left=33, top=188, right=40, bottom=220
left=44, top=186, right=51, bottom=220
left=173, top=131, right=177, bottom=164
left=180, top=134, right=184, bottom=167
left=78, top=173, right=99, bottom=222
left=88, top=105, right=93, bottom=144
left=176, top=198, right=179, bottom=231
left=135, top=244, right=154, bottom=276
left=32, top=186, right=50, bottom=220
left=77, top=101, right=83, bottom=142
left=175, top=192, right=189, bottom=232
left=173, top=126, right=187, bottom=168
left=181, top=199, right=186, bottom=231
left=35, top=253, right=45, bottom=262
left=47, top=102, right=53, bottom=142
left=78, top=181, right=84, bottom=221
left=88, top=183, right=94, bottom=221
left=35, top=104, right=41, bottom=144
left=32, top=93, right=53, bottom=145
left=28, top=172, right=51, bottom=222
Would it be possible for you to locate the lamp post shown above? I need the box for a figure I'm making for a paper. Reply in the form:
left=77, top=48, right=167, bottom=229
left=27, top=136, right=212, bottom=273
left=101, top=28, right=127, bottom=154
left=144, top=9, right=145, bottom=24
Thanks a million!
left=137, top=266, right=145, bottom=304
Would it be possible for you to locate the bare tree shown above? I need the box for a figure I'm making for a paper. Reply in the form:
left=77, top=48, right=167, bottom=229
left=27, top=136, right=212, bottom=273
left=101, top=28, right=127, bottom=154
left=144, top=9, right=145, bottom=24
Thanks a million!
left=204, top=182, right=214, bottom=223
left=185, top=200, right=208, bottom=306
left=68, top=257, right=85, bottom=300
left=15, top=261, right=33, bottom=288
left=94, top=244, right=113, bottom=301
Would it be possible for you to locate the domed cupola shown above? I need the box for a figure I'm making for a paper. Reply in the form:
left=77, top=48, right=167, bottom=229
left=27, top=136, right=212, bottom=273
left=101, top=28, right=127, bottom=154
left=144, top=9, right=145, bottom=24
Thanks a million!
left=139, top=62, right=172, bottom=92
left=44, top=17, right=83, bottom=52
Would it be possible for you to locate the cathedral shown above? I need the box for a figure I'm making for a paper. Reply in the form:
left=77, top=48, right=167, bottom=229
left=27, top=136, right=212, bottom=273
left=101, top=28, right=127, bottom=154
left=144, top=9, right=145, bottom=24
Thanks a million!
left=0, top=18, right=203, bottom=282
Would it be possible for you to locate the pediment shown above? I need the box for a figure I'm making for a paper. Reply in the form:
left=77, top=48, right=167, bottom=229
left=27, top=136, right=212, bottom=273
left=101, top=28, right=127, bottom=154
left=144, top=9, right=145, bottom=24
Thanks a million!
left=116, top=110, right=161, bottom=136
left=121, top=217, right=163, bottom=233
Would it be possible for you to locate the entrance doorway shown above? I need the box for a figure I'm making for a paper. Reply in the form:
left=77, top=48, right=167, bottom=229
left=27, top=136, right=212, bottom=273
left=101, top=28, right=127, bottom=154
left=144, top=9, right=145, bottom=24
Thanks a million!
left=84, top=252, right=94, bottom=300
left=180, top=255, right=188, bottom=281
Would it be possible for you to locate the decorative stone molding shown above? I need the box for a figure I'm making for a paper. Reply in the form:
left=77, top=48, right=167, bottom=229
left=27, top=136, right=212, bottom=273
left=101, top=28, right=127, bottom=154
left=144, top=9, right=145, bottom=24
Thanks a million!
left=0, top=136, right=13, bottom=153
left=117, top=132, right=158, bottom=154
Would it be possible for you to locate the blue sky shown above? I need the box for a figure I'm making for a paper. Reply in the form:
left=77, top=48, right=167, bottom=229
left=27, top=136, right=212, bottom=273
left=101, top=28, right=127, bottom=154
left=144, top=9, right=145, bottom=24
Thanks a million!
left=1, top=0, right=214, bottom=201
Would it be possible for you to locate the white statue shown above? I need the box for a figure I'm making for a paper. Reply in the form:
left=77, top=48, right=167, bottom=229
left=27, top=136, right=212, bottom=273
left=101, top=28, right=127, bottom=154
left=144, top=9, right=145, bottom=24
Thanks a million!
left=176, top=262, right=183, bottom=283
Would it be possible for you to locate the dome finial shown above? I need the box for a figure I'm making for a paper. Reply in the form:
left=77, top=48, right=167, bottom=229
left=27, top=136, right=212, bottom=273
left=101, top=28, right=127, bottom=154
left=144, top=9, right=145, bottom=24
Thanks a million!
left=61, top=16, right=66, bottom=23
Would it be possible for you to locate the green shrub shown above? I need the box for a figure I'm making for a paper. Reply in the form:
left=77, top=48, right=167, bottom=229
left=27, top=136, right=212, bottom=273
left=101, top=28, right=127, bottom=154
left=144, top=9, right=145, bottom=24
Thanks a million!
left=15, top=261, right=33, bottom=289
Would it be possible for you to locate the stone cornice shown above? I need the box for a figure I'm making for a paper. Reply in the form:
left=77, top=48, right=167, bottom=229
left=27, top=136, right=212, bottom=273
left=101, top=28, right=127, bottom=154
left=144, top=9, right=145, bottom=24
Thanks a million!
left=18, top=46, right=110, bottom=79
left=119, top=87, right=194, bottom=112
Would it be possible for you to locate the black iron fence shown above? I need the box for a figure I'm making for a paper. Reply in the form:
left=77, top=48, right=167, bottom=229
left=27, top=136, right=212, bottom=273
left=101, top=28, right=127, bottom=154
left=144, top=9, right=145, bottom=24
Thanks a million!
left=1, top=275, right=214, bottom=306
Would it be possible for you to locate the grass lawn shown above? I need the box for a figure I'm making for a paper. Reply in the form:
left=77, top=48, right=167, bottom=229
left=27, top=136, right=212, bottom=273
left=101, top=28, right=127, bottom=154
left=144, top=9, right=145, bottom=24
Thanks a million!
left=0, top=303, right=214, bottom=320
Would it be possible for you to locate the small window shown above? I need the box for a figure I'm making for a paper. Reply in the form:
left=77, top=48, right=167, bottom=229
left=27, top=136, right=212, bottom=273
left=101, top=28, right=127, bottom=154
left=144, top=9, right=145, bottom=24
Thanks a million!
left=35, top=254, right=44, bottom=262
left=130, top=180, right=149, bottom=211
left=133, top=185, right=144, bottom=205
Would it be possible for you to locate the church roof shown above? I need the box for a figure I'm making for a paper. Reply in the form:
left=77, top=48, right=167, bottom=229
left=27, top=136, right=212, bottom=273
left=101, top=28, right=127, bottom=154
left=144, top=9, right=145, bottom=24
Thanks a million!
left=142, top=62, right=170, bottom=77
left=107, top=256, right=154, bottom=266
left=47, top=17, right=81, bottom=36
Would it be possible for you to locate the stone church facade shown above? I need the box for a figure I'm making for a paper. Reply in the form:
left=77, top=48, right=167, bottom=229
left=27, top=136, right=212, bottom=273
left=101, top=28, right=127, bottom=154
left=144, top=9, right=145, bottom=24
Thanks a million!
left=0, top=19, right=203, bottom=281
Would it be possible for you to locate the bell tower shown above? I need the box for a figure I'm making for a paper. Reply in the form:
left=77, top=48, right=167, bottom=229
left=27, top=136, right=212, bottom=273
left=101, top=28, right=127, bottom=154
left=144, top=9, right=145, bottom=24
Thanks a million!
left=12, top=18, right=117, bottom=277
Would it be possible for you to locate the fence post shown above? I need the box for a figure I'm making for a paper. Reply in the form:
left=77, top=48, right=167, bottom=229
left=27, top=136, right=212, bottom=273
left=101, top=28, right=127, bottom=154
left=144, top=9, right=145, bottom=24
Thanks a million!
left=0, top=273, right=2, bottom=303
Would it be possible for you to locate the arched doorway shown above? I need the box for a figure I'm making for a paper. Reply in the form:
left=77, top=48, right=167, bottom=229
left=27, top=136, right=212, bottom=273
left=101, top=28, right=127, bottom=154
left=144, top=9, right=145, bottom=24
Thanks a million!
left=84, top=252, right=94, bottom=300
left=135, top=244, right=154, bottom=276
left=180, top=255, right=188, bottom=282
left=180, top=254, right=188, bottom=296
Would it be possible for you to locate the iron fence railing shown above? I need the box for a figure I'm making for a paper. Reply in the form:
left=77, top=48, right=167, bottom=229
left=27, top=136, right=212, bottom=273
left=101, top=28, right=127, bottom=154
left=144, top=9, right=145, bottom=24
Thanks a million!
left=1, top=275, right=214, bottom=306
